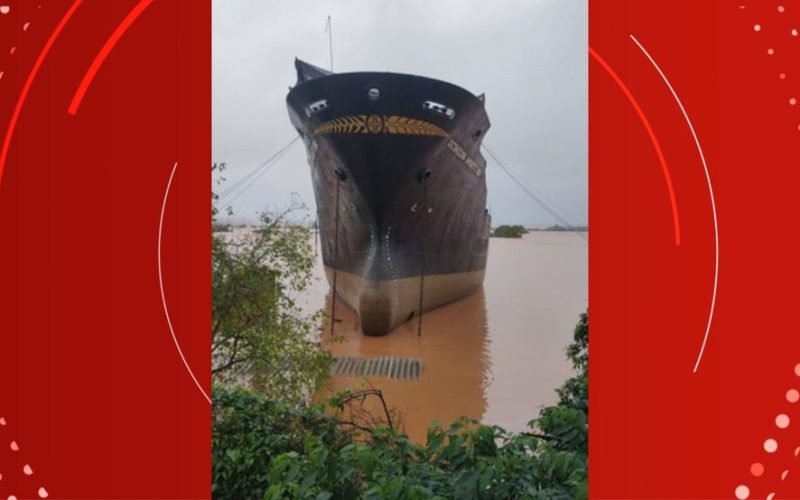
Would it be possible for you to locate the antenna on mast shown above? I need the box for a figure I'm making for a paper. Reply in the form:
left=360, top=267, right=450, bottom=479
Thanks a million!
left=324, top=15, right=333, bottom=71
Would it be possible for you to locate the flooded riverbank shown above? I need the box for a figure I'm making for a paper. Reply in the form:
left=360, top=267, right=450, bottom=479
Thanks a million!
left=304, top=231, right=587, bottom=442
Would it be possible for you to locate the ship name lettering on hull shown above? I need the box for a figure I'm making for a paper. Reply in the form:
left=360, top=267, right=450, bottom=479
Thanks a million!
left=447, top=138, right=483, bottom=177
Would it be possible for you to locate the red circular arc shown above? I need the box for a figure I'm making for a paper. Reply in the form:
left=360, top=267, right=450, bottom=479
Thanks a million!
left=589, top=46, right=681, bottom=246
left=0, top=0, right=83, bottom=188
left=67, top=0, right=155, bottom=115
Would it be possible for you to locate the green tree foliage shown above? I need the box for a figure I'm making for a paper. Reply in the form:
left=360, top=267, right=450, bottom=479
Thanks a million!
left=212, top=312, right=589, bottom=499
left=212, top=163, right=332, bottom=404
left=213, top=387, right=586, bottom=499
left=535, top=311, right=588, bottom=458
left=556, top=312, right=588, bottom=415
left=212, top=387, right=351, bottom=499
left=491, top=224, right=528, bottom=238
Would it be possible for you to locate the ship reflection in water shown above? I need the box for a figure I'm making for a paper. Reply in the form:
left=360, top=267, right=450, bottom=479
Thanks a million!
left=307, top=232, right=587, bottom=443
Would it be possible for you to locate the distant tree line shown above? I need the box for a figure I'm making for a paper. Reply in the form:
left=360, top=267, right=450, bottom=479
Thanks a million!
left=530, top=224, right=588, bottom=232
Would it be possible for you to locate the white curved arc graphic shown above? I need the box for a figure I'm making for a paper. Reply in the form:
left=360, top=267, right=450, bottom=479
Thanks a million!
left=630, top=35, right=719, bottom=374
left=159, top=162, right=212, bottom=403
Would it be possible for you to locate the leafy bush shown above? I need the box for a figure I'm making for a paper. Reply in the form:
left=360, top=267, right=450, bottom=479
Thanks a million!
left=556, top=312, right=587, bottom=415
left=212, top=387, right=352, bottom=498
left=213, top=389, right=586, bottom=499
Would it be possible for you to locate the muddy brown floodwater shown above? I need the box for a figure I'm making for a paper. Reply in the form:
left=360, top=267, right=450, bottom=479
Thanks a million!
left=299, top=231, right=587, bottom=443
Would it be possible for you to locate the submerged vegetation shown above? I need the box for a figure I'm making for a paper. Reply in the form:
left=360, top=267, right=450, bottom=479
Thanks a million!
left=491, top=224, right=529, bottom=238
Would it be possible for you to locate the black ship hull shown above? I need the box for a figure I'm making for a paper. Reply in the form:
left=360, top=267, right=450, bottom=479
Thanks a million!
left=287, top=60, right=491, bottom=335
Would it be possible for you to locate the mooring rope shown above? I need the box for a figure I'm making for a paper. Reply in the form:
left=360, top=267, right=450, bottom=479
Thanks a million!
left=417, top=183, right=427, bottom=337
left=329, top=168, right=345, bottom=336
left=481, top=143, right=586, bottom=238
left=417, top=169, right=431, bottom=337
left=218, top=136, right=300, bottom=204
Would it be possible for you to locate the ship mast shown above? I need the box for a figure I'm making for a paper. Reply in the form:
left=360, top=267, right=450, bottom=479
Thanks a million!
left=325, top=15, right=333, bottom=71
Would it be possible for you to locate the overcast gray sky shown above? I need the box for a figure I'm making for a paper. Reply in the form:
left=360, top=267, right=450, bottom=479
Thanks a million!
left=212, top=0, right=586, bottom=226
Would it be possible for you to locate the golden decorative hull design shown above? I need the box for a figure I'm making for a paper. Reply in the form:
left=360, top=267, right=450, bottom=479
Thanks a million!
left=314, top=115, right=449, bottom=138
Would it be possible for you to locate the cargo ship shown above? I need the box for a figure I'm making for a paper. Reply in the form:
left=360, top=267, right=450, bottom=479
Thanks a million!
left=286, top=59, right=491, bottom=335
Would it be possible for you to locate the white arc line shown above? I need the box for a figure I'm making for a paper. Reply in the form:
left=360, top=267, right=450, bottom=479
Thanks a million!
left=630, top=35, right=719, bottom=374
left=159, top=162, right=212, bottom=403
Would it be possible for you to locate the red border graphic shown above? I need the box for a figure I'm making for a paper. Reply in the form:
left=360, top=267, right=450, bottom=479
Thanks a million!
left=591, top=1, right=800, bottom=498
left=0, top=1, right=210, bottom=497
left=2, top=0, right=799, bottom=497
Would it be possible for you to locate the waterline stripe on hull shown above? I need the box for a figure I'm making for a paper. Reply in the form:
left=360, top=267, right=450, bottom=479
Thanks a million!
left=324, top=266, right=485, bottom=335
